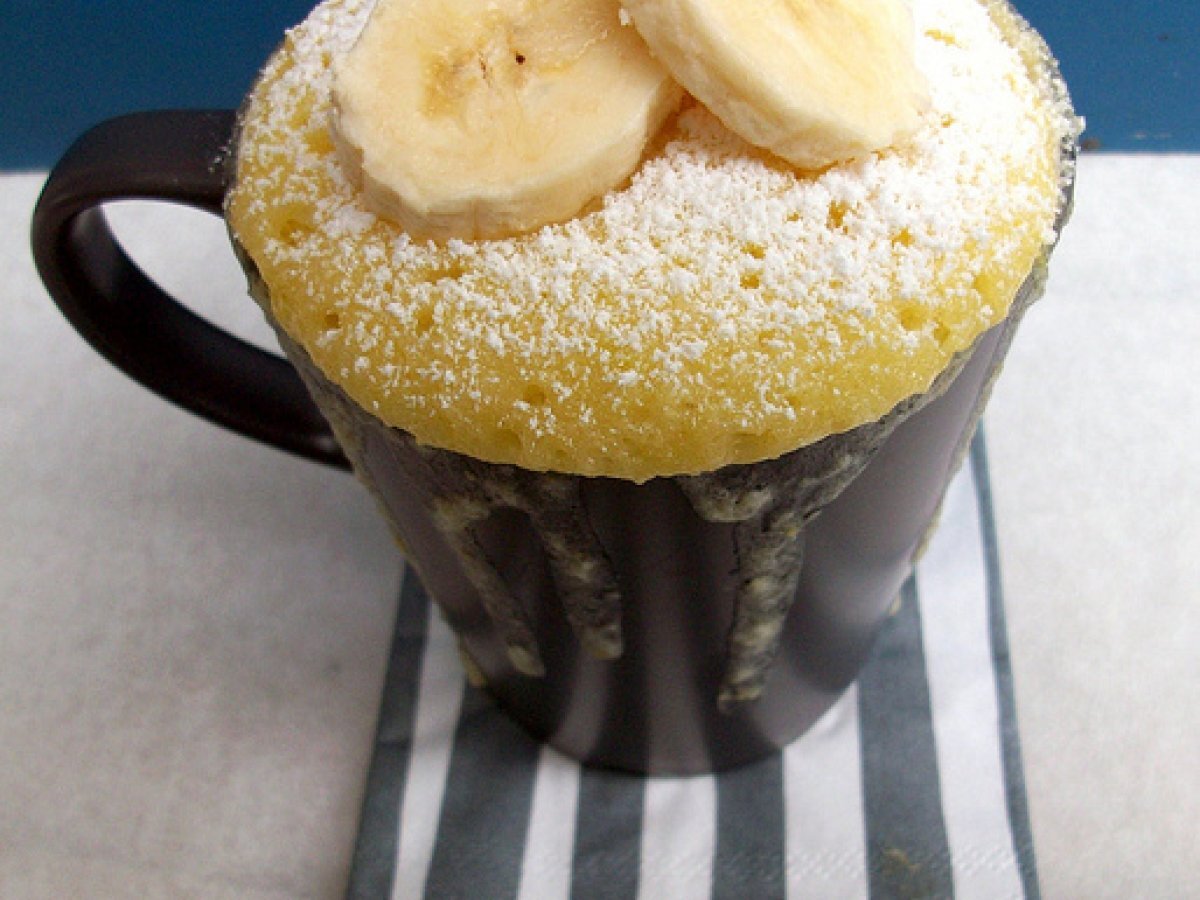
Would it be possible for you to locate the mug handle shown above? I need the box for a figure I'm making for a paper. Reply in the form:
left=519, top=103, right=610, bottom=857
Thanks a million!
left=30, top=109, right=349, bottom=470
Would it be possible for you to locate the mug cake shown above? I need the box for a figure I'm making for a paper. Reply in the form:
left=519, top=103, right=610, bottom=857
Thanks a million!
left=226, top=0, right=1078, bottom=718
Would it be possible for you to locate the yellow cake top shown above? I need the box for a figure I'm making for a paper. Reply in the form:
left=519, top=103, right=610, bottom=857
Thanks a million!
left=228, top=0, right=1077, bottom=481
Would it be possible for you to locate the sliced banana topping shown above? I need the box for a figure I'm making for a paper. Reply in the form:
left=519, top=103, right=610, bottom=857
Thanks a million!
left=331, top=0, right=682, bottom=241
left=621, top=0, right=931, bottom=170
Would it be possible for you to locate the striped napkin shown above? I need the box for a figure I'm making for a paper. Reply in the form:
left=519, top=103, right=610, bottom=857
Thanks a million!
left=346, top=434, right=1039, bottom=899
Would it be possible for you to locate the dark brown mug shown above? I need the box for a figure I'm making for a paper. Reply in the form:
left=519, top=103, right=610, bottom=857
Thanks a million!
left=31, top=107, right=1073, bottom=775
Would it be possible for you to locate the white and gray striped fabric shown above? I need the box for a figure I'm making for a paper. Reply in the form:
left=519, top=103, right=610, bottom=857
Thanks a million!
left=347, top=435, right=1039, bottom=899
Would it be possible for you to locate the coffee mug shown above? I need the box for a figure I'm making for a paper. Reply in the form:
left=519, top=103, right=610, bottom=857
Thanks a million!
left=31, top=107, right=1072, bottom=775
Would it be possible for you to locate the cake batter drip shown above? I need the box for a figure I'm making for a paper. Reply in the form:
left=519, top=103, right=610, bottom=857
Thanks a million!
left=412, top=439, right=624, bottom=673
left=679, top=428, right=897, bottom=709
left=430, top=490, right=547, bottom=676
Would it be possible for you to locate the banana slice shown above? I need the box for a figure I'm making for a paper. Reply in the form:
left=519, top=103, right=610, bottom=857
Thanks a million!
left=621, top=0, right=930, bottom=170
left=331, top=0, right=682, bottom=241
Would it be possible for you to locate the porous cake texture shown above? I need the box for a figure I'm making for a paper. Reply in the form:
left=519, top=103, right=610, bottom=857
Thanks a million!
left=228, top=0, right=1078, bottom=482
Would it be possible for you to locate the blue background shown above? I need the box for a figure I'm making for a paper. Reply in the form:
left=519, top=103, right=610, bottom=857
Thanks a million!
left=1, top=0, right=1197, bottom=166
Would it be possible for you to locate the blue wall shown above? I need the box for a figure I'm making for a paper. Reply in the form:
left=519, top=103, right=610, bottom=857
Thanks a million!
left=1, top=0, right=1196, bottom=167
left=1015, top=0, right=1197, bottom=151
left=2, top=0, right=314, bottom=167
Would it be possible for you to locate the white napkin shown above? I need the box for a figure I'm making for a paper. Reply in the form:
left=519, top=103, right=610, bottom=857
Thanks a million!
left=346, top=434, right=1036, bottom=899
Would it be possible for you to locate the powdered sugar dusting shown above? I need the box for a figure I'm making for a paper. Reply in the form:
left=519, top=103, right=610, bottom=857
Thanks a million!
left=229, top=0, right=1078, bottom=480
